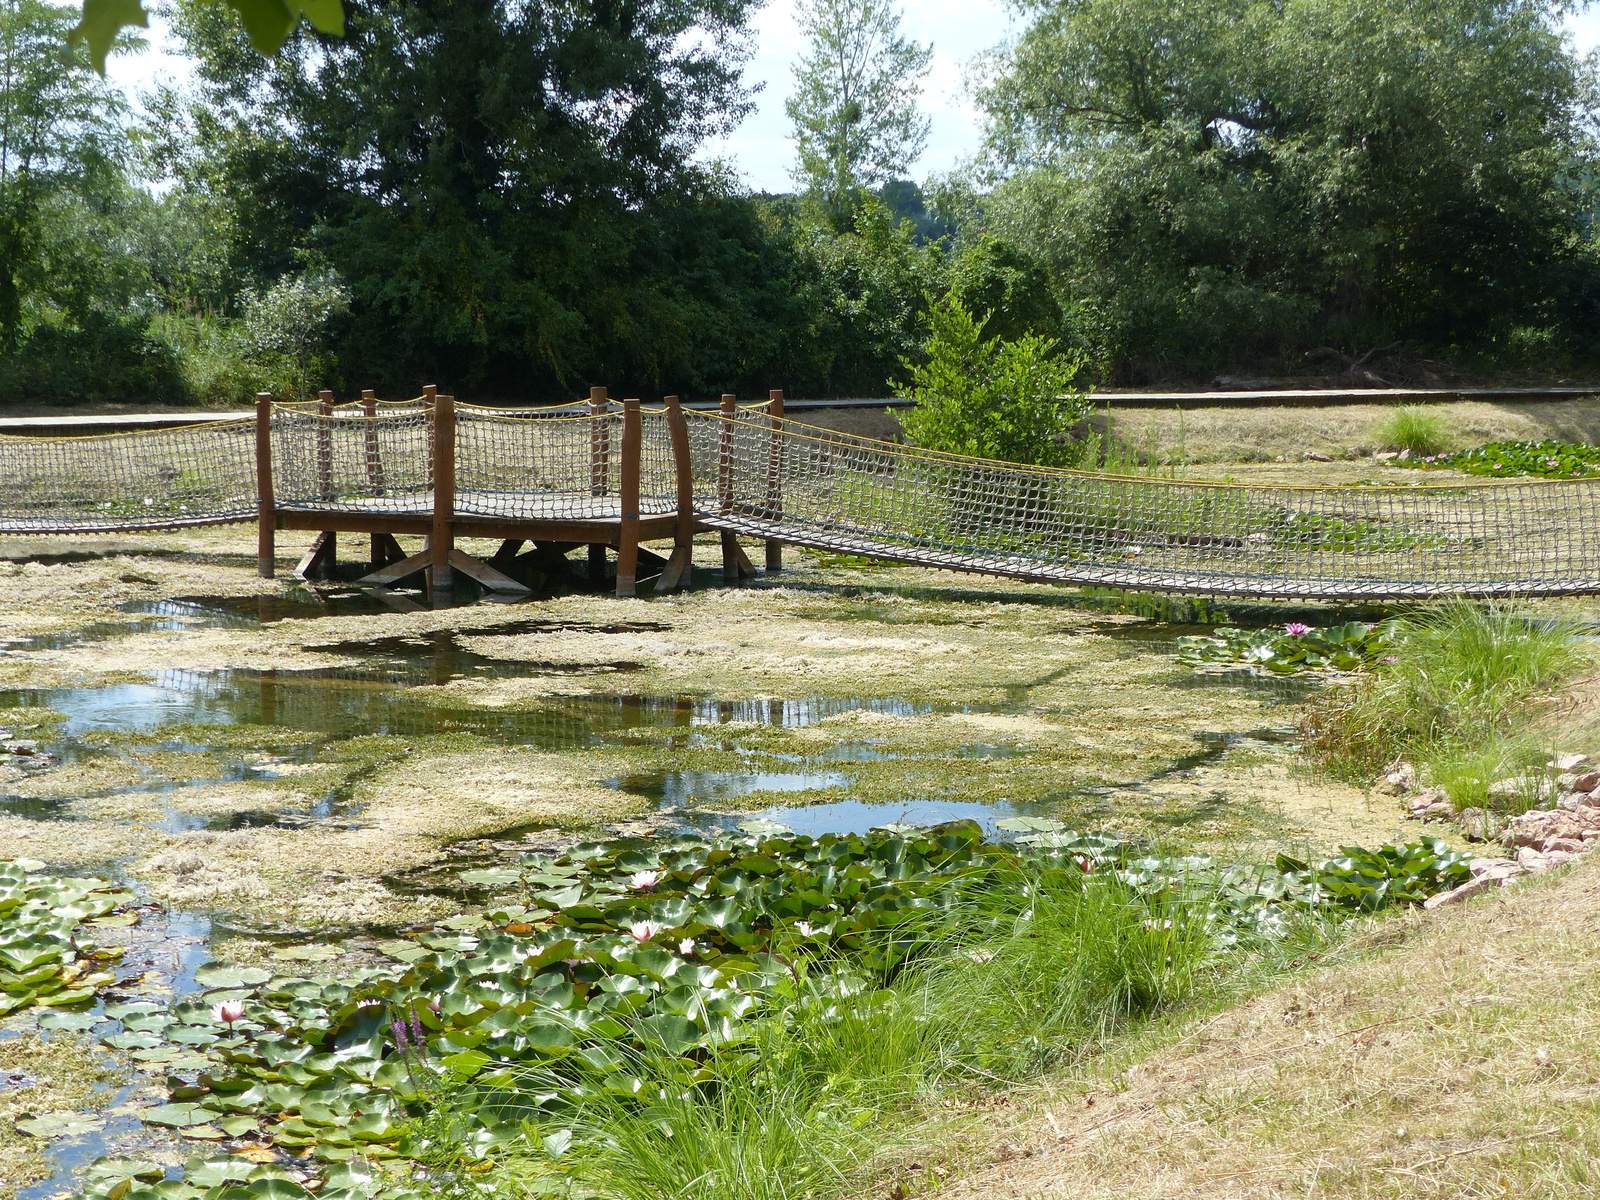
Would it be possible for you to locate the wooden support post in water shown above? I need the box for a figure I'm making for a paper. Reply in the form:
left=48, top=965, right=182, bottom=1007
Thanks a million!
left=431, top=393, right=455, bottom=595
left=588, top=386, right=609, bottom=585
left=616, top=399, right=642, bottom=598
left=765, top=388, right=784, bottom=574
left=658, top=395, right=695, bottom=592
left=255, top=392, right=275, bottom=579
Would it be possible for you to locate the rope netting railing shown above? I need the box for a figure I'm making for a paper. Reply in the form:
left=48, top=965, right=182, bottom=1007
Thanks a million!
left=0, top=419, right=257, bottom=532
left=685, top=407, right=1600, bottom=598
left=9, top=392, right=1600, bottom=600
left=267, top=401, right=679, bottom=523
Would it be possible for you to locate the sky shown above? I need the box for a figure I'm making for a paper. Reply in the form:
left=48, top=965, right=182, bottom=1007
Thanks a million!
left=112, top=2, right=1600, bottom=195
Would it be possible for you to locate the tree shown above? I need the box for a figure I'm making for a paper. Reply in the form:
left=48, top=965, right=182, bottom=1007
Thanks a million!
left=786, top=0, right=931, bottom=202
left=897, top=293, right=1088, bottom=466
left=979, top=0, right=1600, bottom=378
left=163, top=0, right=775, bottom=399
left=0, top=0, right=125, bottom=350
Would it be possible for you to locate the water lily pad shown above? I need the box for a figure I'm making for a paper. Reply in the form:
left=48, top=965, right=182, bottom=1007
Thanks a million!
left=39, top=1011, right=101, bottom=1030
left=85, top=1159, right=165, bottom=1185
left=184, top=1160, right=258, bottom=1188
left=178, top=1125, right=227, bottom=1140
left=374, top=941, right=428, bottom=963
left=218, top=1116, right=258, bottom=1136
left=193, top=964, right=272, bottom=989
left=16, top=1110, right=105, bottom=1137
left=140, top=1103, right=220, bottom=1128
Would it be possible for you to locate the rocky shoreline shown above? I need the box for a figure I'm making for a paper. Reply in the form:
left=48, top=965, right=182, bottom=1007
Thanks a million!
left=1390, top=754, right=1600, bottom=907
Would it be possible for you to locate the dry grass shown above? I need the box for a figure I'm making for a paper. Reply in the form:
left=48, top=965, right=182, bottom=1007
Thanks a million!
left=922, top=856, right=1600, bottom=1200
left=1092, top=398, right=1600, bottom=465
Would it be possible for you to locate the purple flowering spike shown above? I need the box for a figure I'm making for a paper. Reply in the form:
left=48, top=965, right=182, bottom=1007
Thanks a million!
left=409, top=1011, right=424, bottom=1043
left=390, top=1019, right=409, bottom=1051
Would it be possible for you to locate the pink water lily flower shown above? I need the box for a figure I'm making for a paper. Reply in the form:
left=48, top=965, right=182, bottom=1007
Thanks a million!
left=629, top=870, right=661, bottom=890
left=211, top=1000, right=246, bottom=1026
left=629, top=920, right=660, bottom=943
left=1284, top=622, right=1311, bottom=637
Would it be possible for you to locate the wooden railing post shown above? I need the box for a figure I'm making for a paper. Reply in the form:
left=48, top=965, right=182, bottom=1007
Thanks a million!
left=256, top=392, right=275, bottom=579
left=588, top=386, right=609, bottom=584
left=617, top=399, right=642, bottom=598
left=658, top=395, right=695, bottom=592
left=765, top=388, right=784, bottom=574
left=431, top=394, right=455, bottom=595
left=361, top=388, right=388, bottom=568
left=361, top=388, right=385, bottom=494
left=718, top=393, right=739, bottom=582
left=316, top=389, right=335, bottom=502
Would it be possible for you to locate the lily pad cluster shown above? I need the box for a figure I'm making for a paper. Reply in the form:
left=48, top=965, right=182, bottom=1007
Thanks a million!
left=1417, top=439, right=1600, bottom=478
left=0, top=860, right=132, bottom=1017
left=1177, top=620, right=1401, bottom=674
left=63, top=823, right=1475, bottom=1200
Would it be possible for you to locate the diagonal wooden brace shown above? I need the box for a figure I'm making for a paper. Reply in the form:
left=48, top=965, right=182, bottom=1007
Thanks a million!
left=447, top=548, right=532, bottom=593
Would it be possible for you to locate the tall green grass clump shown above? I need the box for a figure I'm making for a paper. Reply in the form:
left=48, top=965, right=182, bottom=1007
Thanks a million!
left=1375, top=404, right=1452, bottom=456
left=1300, top=604, right=1586, bottom=780
left=414, top=868, right=1217, bottom=1200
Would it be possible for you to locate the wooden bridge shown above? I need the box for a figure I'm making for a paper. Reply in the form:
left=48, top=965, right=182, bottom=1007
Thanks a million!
left=5, top=387, right=1600, bottom=600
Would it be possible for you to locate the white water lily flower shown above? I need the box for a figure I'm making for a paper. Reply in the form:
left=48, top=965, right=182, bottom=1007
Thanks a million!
left=211, top=1000, right=246, bottom=1025
left=678, top=937, right=696, bottom=956
left=629, top=870, right=660, bottom=890
left=629, top=920, right=660, bottom=943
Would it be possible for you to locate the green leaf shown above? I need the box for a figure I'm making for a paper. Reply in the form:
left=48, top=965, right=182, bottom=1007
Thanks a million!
left=296, top=0, right=344, bottom=35
left=140, top=1103, right=219, bottom=1128
left=68, top=0, right=149, bottom=74
left=193, top=963, right=272, bottom=989
left=16, top=1110, right=104, bottom=1137
left=441, top=1050, right=491, bottom=1078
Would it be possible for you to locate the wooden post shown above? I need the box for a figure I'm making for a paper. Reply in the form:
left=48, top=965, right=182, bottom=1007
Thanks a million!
left=617, top=399, right=642, bottom=598
left=719, top=393, right=740, bottom=582
left=658, top=395, right=696, bottom=592
left=589, top=386, right=609, bottom=584
left=431, top=393, right=455, bottom=594
left=316, top=390, right=334, bottom=502
left=362, top=388, right=388, bottom=568
left=765, top=388, right=784, bottom=574
left=255, top=392, right=275, bottom=579
left=421, top=384, right=437, bottom=564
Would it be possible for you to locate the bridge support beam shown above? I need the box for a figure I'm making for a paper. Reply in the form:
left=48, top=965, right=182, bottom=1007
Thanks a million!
left=765, top=389, right=784, bottom=574
left=659, top=395, right=696, bottom=592
left=255, top=392, right=275, bottom=578
left=616, top=399, right=642, bottom=597
left=428, top=391, right=456, bottom=597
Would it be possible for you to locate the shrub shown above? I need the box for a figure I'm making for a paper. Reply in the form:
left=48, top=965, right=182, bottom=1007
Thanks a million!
left=897, top=293, right=1090, bottom=467
left=1375, top=404, right=1452, bottom=456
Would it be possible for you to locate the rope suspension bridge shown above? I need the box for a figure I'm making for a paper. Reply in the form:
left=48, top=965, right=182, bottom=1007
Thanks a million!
left=3, top=386, right=1598, bottom=601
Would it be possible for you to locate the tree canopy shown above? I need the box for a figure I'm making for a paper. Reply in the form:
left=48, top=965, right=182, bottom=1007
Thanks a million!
left=977, top=0, right=1600, bottom=379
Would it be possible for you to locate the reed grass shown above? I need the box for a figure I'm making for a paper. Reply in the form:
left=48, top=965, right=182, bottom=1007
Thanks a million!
left=1300, top=603, right=1587, bottom=781
left=1374, top=404, right=1452, bottom=456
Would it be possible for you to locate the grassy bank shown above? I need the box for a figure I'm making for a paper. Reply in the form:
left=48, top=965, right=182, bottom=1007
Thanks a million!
left=1300, top=605, right=1592, bottom=811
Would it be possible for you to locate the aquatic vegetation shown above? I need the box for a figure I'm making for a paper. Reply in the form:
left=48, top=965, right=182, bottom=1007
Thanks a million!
left=0, top=861, right=132, bottom=1017
left=1301, top=605, right=1587, bottom=778
left=57, top=823, right=1472, bottom=1200
left=1418, top=438, right=1600, bottom=478
left=1178, top=620, right=1401, bottom=675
